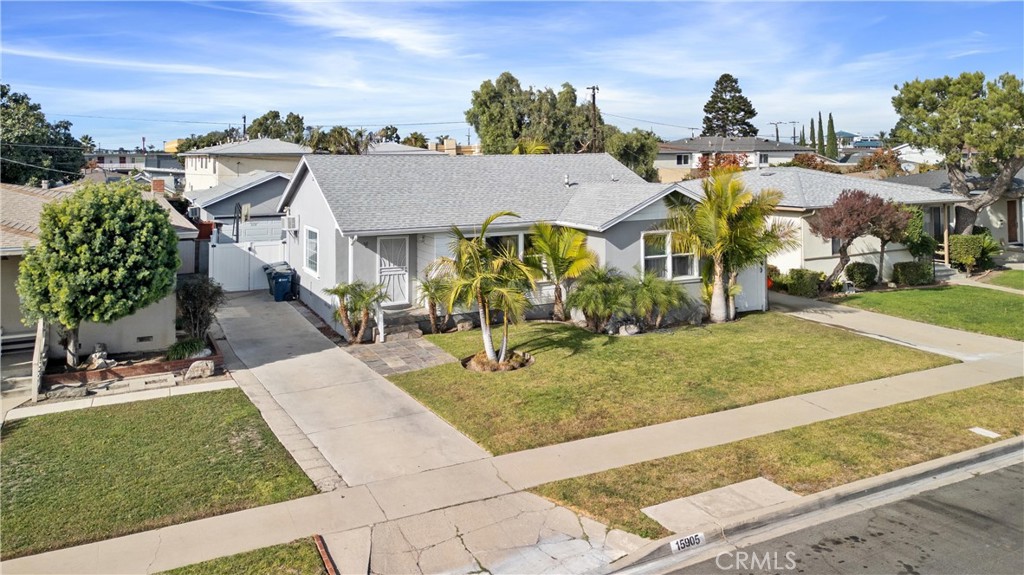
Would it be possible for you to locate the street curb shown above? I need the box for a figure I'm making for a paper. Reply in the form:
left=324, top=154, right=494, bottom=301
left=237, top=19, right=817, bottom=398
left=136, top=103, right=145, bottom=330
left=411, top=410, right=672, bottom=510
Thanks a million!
left=609, top=436, right=1024, bottom=573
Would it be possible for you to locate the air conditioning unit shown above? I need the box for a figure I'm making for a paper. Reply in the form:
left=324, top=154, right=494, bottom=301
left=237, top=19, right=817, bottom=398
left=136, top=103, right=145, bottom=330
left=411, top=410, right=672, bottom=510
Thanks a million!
left=186, top=206, right=200, bottom=219
left=282, top=214, right=299, bottom=231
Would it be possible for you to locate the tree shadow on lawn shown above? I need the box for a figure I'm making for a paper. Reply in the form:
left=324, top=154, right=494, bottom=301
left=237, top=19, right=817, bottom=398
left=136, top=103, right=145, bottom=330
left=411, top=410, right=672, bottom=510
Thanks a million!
left=0, top=418, right=27, bottom=440
left=514, top=323, right=616, bottom=358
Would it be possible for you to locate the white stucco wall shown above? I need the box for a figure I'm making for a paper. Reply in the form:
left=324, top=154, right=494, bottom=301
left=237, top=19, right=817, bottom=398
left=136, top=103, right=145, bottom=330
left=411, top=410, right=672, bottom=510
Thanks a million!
left=1, top=256, right=29, bottom=336
left=185, top=155, right=301, bottom=192
left=47, top=295, right=176, bottom=359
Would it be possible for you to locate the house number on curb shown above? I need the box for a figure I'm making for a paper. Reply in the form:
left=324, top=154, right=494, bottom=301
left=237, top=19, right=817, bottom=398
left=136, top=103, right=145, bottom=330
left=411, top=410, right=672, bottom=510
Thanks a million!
left=669, top=532, right=705, bottom=553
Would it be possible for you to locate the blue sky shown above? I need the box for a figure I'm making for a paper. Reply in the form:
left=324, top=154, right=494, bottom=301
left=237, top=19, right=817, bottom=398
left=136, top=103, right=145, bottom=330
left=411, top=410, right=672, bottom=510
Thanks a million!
left=2, top=1, right=1022, bottom=150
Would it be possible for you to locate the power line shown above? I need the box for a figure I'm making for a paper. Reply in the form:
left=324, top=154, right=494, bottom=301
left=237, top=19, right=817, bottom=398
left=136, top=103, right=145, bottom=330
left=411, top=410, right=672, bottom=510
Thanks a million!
left=53, top=112, right=470, bottom=129
left=3, top=142, right=93, bottom=151
left=602, top=113, right=700, bottom=132
left=0, top=157, right=84, bottom=177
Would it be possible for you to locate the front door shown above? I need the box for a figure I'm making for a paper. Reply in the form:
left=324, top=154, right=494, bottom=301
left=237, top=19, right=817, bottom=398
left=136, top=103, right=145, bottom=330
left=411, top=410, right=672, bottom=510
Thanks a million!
left=378, top=237, right=409, bottom=305
left=1008, top=200, right=1019, bottom=243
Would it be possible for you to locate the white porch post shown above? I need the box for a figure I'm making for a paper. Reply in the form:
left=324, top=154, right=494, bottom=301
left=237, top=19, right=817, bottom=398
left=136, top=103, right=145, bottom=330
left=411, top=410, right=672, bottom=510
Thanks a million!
left=376, top=305, right=385, bottom=343
left=942, top=204, right=950, bottom=266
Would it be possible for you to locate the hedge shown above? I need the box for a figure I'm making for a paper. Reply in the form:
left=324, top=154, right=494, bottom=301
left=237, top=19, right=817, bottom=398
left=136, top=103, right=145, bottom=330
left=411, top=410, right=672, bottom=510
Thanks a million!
left=892, top=261, right=933, bottom=286
left=949, top=235, right=984, bottom=273
left=785, top=268, right=822, bottom=298
left=844, top=262, right=877, bottom=289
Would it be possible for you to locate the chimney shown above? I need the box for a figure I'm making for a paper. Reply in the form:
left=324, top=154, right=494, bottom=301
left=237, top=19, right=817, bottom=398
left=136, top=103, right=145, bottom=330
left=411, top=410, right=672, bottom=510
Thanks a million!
left=151, top=179, right=165, bottom=194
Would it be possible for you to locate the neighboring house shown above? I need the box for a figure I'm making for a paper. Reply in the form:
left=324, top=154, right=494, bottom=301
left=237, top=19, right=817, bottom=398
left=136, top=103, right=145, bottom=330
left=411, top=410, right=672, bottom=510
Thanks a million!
left=425, top=138, right=482, bottom=156
left=184, top=171, right=290, bottom=244
left=0, top=182, right=197, bottom=358
left=181, top=138, right=310, bottom=192
left=276, top=153, right=768, bottom=340
left=889, top=144, right=945, bottom=172
left=885, top=170, right=1024, bottom=246
left=835, top=131, right=858, bottom=147
left=655, top=137, right=814, bottom=182
left=735, top=168, right=962, bottom=278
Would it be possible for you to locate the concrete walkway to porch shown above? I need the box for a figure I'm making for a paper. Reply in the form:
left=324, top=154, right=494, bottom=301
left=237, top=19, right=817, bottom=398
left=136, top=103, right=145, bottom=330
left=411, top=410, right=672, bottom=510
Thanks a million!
left=5, top=290, right=1021, bottom=574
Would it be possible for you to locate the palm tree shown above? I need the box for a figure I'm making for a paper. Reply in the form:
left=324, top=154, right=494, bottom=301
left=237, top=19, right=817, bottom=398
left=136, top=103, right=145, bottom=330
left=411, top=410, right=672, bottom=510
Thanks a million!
left=526, top=223, right=597, bottom=321
left=430, top=211, right=537, bottom=363
left=323, top=281, right=389, bottom=344
left=511, top=138, right=551, bottom=154
left=488, top=245, right=534, bottom=362
left=629, top=268, right=689, bottom=329
left=663, top=169, right=796, bottom=323
left=304, top=126, right=375, bottom=155
left=566, top=266, right=632, bottom=333
left=416, top=274, right=449, bottom=334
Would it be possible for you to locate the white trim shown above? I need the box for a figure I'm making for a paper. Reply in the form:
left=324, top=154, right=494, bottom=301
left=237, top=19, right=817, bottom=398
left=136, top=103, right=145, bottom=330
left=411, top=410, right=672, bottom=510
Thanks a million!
left=303, top=225, right=320, bottom=277
left=377, top=235, right=410, bottom=306
left=641, top=231, right=698, bottom=280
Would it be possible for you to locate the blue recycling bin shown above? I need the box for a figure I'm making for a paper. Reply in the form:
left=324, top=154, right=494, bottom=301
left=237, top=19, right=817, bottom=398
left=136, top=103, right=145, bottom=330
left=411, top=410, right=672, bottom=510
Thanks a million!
left=262, top=262, right=295, bottom=301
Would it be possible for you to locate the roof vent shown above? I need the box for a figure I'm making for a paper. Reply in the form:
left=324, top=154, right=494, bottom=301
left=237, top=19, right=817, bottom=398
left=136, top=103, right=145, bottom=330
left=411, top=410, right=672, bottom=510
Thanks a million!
left=611, top=174, right=618, bottom=182
left=760, top=171, right=775, bottom=176
left=564, top=174, right=569, bottom=188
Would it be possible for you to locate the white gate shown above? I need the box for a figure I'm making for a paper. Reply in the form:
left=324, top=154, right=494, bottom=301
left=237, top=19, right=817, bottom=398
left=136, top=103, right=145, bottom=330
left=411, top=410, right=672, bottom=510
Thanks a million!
left=209, top=240, right=284, bottom=292
left=734, top=262, right=767, bottom=312
left=377, top=237, right=409, bottom=305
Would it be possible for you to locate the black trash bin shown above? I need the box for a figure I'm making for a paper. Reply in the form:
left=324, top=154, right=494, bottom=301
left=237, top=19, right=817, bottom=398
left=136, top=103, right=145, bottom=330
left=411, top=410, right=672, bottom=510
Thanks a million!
left=271, top=272, right=293, bottom=302
left=262, top=261, right=290, bottom=295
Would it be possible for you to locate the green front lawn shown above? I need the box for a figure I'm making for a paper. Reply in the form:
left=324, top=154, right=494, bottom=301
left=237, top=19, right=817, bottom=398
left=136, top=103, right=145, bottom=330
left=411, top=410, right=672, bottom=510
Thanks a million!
left=161, top=539, right=327, bottom=575
left=391, top=313, right=954, bottom=454
left=533, top=378, right=1023, bottom=538
left=838, top=285, right=1024, bottom=340
left=984, top=269, right=1024, bottom=291
left=0, top=389, right=316, bottom=559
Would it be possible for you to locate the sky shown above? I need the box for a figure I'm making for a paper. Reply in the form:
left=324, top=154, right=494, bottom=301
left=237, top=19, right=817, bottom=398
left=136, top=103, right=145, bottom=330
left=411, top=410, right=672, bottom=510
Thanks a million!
left=2, top=0, right=1022, bottom=150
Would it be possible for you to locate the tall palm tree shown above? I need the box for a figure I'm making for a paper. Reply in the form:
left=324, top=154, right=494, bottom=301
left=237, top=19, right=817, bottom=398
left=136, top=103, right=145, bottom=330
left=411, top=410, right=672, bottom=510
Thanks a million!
left=663, top=169, right=796, bottom=323
left=526, top=223, right=597, bottom=321
left=430, top=211, right=537, bottom=363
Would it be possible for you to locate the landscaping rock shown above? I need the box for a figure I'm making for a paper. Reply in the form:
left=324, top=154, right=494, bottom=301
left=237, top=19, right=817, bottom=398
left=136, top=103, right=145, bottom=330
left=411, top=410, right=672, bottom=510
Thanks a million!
left=184, top=360, right=215, bottom=380
left=188, top=348, right=213, bottom=359
left=618, top=323, right=641, bottom=336
left=456, top=320, right=474, bottom=332
left=44, top=383, right=87, bottom=400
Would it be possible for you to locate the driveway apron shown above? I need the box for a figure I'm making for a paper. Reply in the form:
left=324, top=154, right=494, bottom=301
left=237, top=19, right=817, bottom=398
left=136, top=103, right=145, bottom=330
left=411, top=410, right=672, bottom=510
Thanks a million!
left=216, top=292, right=489, bottom=485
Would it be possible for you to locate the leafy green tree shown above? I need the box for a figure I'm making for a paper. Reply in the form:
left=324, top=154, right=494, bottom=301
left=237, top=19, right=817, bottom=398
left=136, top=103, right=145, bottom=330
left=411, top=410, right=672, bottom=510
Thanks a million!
left=826, top=113, right=838, bottom=159
left=1, top=84, right=85, bottom=186
left=566, top=266, right=632, bottom=333
left=465, top=72, right=597, bottom=155
left=816, top=112, right=825, bottom=156
left=17, top=181, right=180, bottom=366
left=430, top=211, right=537, bottom=364
left=247, top=110, right=307, bottom=143
left=605, top=128, right=660, bottom=181
left=892, top=72, right=1024, bottom=233
left=323, top=281, right=389, bottom=344
left=663, top=169, right=795, bottom=322
left=177, top=275, right=226, bottom=339
left=900, top=206, right=938, bottom=259
left=175, top=127, right=243, bottom=163
left=378, top=125, right=400, bottom=143
left=401, top=132, right=428, bottom=149
left=700, top=74, right=758, bottom=137
left=525, top=223, right=597, bottom=321
left=808, top=189, right=888, bottom=289
left=628, top=269, right=688, bottom=329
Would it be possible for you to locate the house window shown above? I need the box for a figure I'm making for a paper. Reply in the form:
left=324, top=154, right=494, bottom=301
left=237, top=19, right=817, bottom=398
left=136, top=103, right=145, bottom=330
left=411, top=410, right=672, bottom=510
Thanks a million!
left=212, top=161, right=217, bottom=174
left=831, top=237, right=841, bottom=255
left=485, top=234, right=520, bottom=257
left=759, top=153, right=769, bottom=164
left=642, top=232, right=695, bottom=279
left=304, top=226, right=319, bottom=275
left=676, top=154, right=690, bottom=166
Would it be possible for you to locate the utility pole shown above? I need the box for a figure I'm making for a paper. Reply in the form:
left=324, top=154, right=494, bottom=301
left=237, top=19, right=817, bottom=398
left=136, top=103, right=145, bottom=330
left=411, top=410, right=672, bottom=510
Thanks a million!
left=242, top=115, right=247, bottom=140
left=768, top=121, right=783, bottom=142
left=587, top=85, right=599, bottom=152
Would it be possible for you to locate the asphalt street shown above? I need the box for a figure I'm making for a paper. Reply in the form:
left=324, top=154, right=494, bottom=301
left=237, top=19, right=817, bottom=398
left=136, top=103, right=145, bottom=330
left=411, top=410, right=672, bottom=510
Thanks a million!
left=675, top=463, right=1024, bottom=575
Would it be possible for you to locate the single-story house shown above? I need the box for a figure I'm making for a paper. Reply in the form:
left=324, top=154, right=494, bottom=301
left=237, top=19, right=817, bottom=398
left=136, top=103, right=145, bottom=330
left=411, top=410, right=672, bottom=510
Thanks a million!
left=735, top=168, right=962, bottom=279
left=185, top=170, right=290, bottom=244
left=655, top=137, right=814, bottom=182
left=276, top=153, right=768, bottom=340
left=885, top=170, right=1023, bottom=246
left=0, top=182, right=197, bottom=358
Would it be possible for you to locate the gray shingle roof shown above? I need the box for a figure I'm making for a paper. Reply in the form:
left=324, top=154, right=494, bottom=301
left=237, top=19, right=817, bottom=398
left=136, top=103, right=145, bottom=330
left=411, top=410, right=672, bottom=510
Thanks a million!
left=366, top=142, right=443, bottom=155
left=884, top=170, right=1024, bottom=193
left=661, top=137, right=813, bottom=154
left=185, top=171, right=289, bottom=207
left=1, top=183, right=75, bottom=252
left=181, top=138, right=311, bottom=156
left=698, top=167, right=962, bottom=209
left=289, top=154, right=672, bottom=234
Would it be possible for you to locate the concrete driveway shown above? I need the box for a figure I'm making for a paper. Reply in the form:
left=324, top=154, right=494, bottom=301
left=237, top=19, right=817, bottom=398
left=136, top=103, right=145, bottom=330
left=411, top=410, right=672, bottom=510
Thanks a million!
left=216, top=292, right=489, bottom=485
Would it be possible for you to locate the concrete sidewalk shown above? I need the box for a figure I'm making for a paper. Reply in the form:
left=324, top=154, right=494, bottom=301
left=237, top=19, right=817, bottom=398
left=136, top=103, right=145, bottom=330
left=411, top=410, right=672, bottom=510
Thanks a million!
left=948, top=275, right=1024, bottom=295
left=6, top=290, right=1021, bottom=574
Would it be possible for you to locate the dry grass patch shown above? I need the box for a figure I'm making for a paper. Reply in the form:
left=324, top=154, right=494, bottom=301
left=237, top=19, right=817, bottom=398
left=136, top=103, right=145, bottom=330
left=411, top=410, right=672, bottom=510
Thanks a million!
left=532, top=378, right=1024, bottom=539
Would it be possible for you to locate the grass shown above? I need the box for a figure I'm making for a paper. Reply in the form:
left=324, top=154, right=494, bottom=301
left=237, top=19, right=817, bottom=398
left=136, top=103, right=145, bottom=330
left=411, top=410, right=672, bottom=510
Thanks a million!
left=160, top=538, right=327, bottom=575
left=533, top=377, right=1024, bottom=539
left=390, top=313, right=954, bottom=454
left=982, top=269, right=1024, bottom=291
left=0, top=389, right=316, bottom=559
left=838, top=285, right=1024, bottom=340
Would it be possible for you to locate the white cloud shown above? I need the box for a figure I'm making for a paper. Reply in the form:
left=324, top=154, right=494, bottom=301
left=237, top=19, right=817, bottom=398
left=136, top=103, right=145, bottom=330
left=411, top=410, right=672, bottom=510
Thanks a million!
left=2, top=46, right=282, bottom=80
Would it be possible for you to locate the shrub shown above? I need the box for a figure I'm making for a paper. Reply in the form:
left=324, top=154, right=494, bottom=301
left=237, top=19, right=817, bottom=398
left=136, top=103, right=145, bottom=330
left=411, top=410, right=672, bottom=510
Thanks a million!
left=901, top=206, right=938, bottom=259
left=975, top=229, right=1002, bottom=271
left=893, top=261, right=934, bottom=286
left=177, top=275, right=227, bottom=339
left=566, top=266, right=632, bottom=333
left=167, top=337, right=206, bottom=360
left=844, top=262, right=877, bottom=290
left=784, top=153, right=842, bottom=174
left=949, top=235, right=984, bottom=274
left=785, top=268, right=823, bottom=298
left=767, top=264, right=786, bottom=291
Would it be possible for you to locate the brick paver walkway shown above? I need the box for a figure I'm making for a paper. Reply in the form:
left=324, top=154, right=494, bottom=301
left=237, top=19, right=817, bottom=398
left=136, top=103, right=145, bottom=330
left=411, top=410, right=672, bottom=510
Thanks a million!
left=346, top=339, right=458, bottom=376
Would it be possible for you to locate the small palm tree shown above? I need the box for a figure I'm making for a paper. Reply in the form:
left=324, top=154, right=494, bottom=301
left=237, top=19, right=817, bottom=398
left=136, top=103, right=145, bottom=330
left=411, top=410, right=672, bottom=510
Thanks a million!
left=566, top=266, right=632, bottom=333
left=526, top=223, right=597, bottom=321
left=629, top=269, right=689, bottom=329
left=510, top=138, right=551, bottom=155
left=430, top=211, right=537, bottom=363
left=416, top=274, right=449, bottom=334
left=324, top=281, right=389, bottom=344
